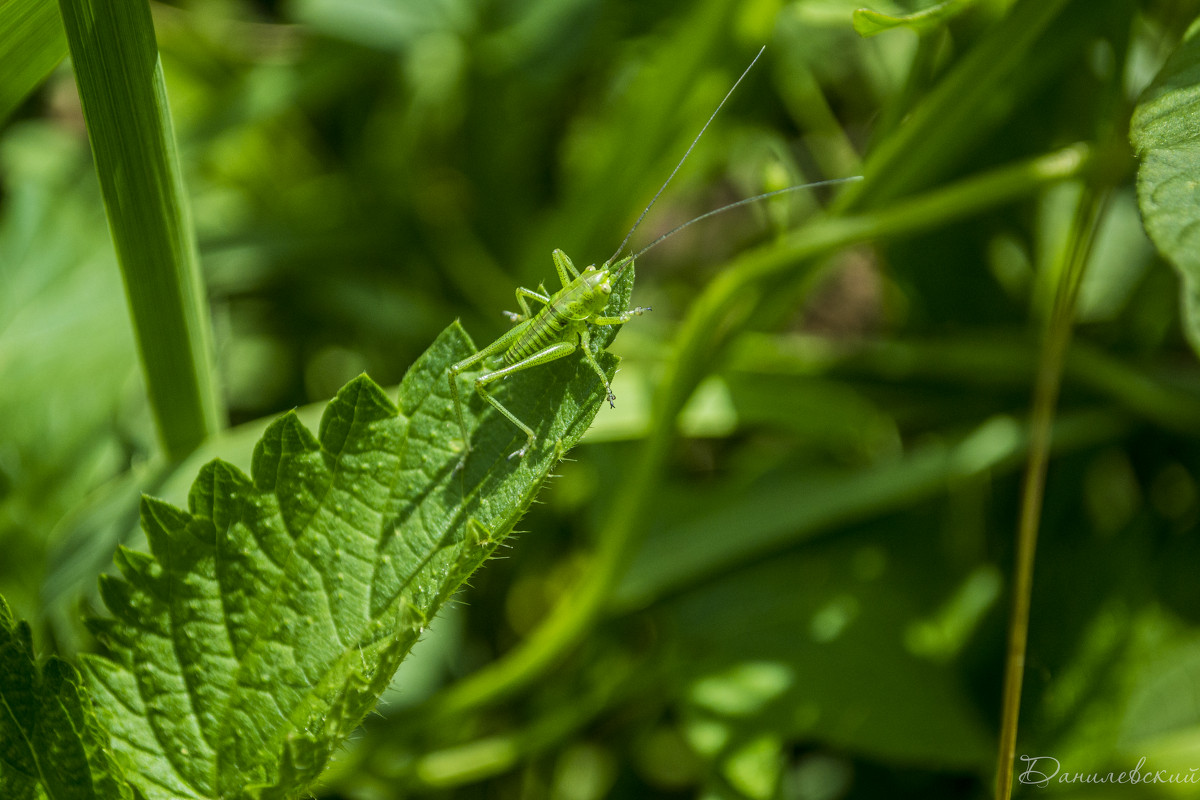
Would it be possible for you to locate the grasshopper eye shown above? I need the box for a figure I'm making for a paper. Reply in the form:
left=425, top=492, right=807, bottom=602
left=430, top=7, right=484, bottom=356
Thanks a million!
left=601, top=283, right=612, bottom=294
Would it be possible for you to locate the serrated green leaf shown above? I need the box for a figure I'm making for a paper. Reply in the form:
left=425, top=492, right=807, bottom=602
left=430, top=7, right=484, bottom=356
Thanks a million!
left=0, top=596, right=134, bottom=800
left=83, top=267, right=633, bottom=800
left=0, top=0, right=67, bottom=122
left=1132, top=17, right=1200, bottom=359
left=852, top=0, right=978, bottom=37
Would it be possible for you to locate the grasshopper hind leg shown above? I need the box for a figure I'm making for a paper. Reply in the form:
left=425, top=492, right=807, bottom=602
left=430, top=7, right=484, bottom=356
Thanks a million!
left=449, top=324, right=528, bottom=458
left=475, top=340, right=578, bottom=459
left=476, top=378, right=536, bottom=460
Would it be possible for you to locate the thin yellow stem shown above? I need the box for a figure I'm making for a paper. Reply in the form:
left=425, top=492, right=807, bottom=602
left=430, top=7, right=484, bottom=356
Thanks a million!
left=995, top=187, right=1105, bottom=799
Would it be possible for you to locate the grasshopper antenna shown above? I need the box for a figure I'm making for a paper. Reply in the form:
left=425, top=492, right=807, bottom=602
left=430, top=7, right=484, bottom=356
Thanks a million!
left=607, top=45, right=766, bottom=268
left=615, top=176, right=863, bottom=270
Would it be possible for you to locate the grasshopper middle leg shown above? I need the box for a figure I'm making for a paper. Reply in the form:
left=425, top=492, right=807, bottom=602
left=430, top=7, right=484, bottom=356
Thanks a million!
left=503, top=287, right=551, bottom=324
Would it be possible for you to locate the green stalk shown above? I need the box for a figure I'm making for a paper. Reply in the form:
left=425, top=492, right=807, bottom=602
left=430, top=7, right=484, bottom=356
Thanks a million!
left=726, top=333, right=1200, bottom=437
left=57, top=0, right=222, bottom=458
left=407, top=145, right=1090, bottom=722
left=337, top=658, right=640, bottom=794
left=994, top=187, right=1105, bottom=799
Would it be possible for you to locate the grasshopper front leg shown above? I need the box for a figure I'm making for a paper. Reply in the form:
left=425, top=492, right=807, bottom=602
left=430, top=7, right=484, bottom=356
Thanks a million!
left=552, top=249, right=580, bottom=286
left=582, top=307, right=651, bottom=406
left=592, top=305, right=652, bottom=326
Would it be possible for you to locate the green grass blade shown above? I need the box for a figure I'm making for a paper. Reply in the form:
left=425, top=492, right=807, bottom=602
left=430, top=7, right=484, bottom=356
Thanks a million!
left=0, top=0, right=67, bottom=122
left=56, top=0, right=221, bottom=458
left=615, top=409, right=1126, bottom=610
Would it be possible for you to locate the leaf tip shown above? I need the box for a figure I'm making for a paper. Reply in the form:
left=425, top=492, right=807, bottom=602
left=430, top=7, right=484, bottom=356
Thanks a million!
left=851, top=8, right=892, bottom=37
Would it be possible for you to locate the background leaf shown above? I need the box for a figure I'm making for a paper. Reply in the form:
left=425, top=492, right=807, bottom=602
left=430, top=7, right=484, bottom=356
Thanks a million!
left=852, top=0, right=980, bottom=38
left=1132, top=18, right=1200, bottom=358
left=0, top=123, right=146, bottom=622
left=0, top=596, right=133, bottom=800
left=666, top=528, right=995, bottom=772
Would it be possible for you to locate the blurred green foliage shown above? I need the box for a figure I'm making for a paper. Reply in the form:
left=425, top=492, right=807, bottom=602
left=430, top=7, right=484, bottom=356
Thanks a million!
left=5, top=0, right=1200, bottom=797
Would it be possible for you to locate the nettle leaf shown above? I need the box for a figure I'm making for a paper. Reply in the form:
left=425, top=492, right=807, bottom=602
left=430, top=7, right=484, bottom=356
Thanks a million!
left=81, top=267, right=633, bottom=800
left=0, top=596, right=134, bottom=800
left=1132, top=18, right=1200, bottom=358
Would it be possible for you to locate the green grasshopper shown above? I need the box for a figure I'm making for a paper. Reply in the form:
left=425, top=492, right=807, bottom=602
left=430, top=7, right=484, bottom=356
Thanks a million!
left=448, top=248, right=645, bottom=459
left=449, top=48, right=859, bottom=460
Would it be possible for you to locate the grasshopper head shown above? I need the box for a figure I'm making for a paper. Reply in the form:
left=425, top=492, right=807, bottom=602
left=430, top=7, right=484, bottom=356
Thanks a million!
left=584, top=256, right=634, bottom=297
left=581, top=264, right=614, bottom=299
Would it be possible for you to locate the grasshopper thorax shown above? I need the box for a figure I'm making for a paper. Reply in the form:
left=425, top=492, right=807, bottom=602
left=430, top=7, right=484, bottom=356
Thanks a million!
left=559, top=265, right=614, bottom=321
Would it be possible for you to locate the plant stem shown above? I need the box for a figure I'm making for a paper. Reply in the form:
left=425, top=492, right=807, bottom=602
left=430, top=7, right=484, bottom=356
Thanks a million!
left=328, top=657, right=642, bottom=794
left=995, top=186, right=1104, bottom=799
left=725, top=332, right=1200, bottom=437
left=58, top=0, right=222, bottom=459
